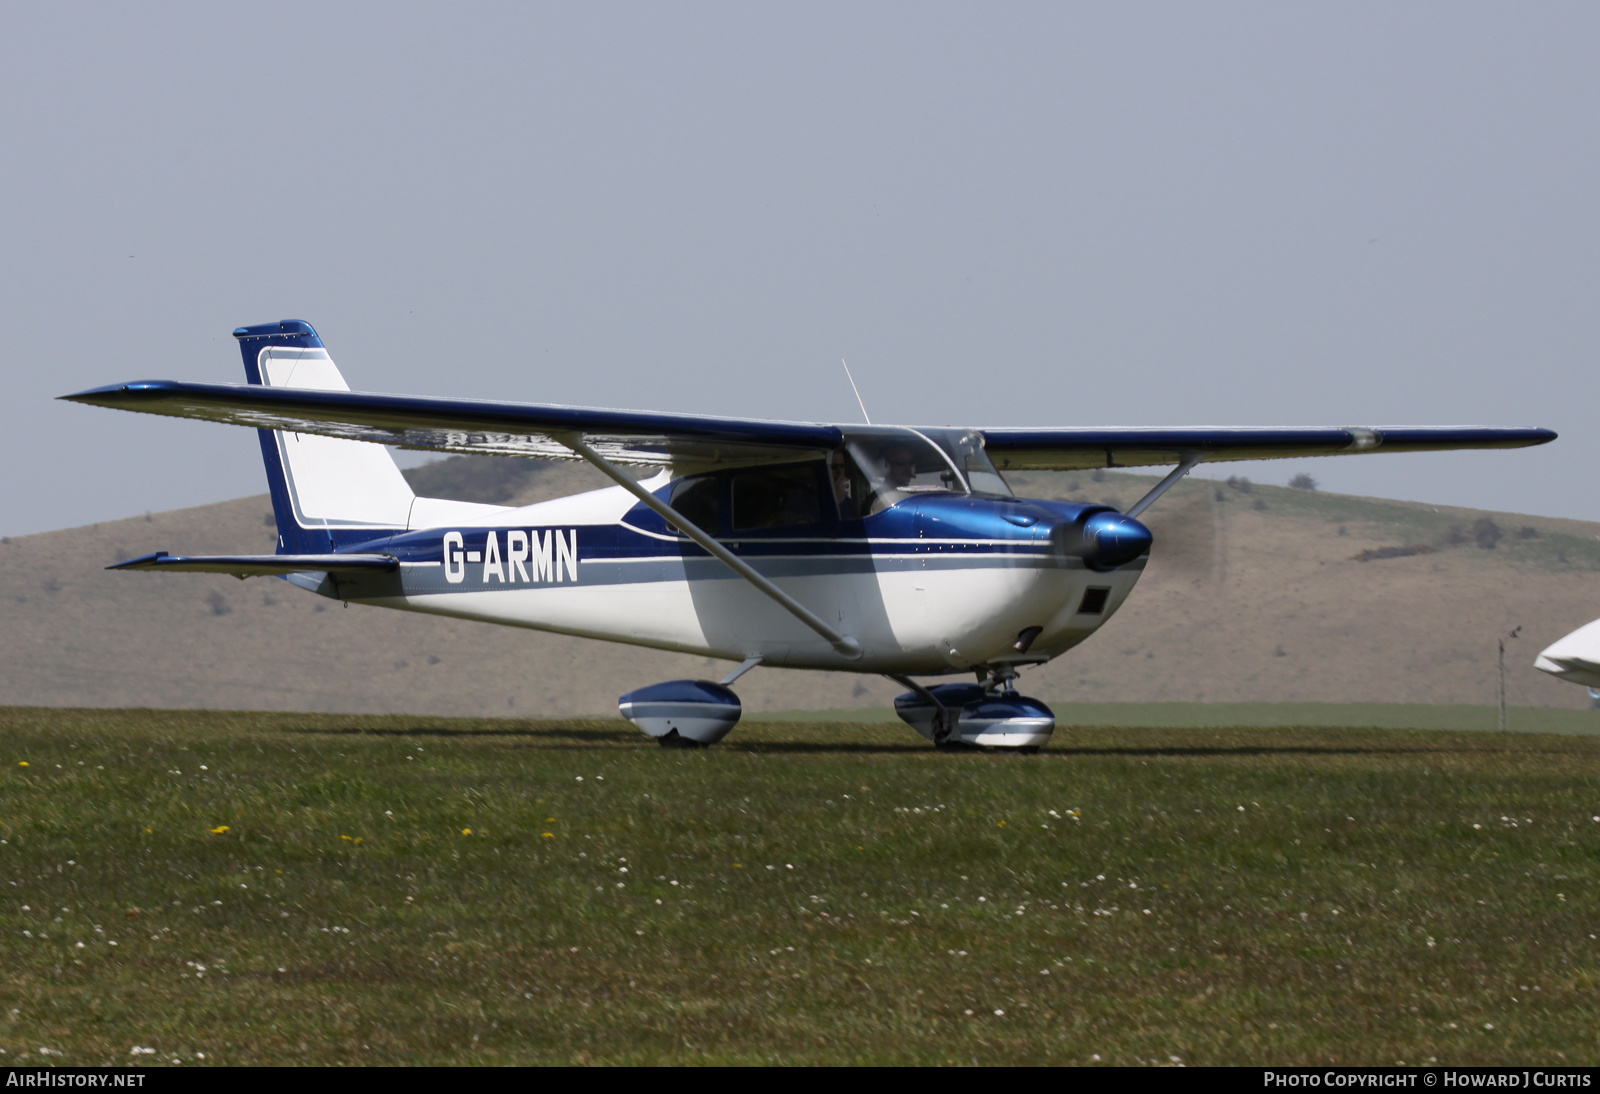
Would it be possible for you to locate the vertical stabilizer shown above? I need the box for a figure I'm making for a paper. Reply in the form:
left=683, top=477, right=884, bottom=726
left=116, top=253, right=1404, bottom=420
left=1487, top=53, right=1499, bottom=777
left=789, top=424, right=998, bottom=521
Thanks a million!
left=235, top=321, right=415, bottom=552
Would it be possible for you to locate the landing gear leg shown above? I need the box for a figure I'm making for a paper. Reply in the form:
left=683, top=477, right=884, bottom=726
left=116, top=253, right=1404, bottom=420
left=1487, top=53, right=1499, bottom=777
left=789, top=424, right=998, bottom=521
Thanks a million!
left=888, top=674, right=974, bottom=749
left=931, top=705, right=977, bottom=750
left=983, top=664, right=1020, bottom=696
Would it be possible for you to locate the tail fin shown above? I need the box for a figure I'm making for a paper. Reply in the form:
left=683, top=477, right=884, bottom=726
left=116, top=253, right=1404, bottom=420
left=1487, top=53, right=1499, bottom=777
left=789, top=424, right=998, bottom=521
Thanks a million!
left=235, top=320, right=415, bottom=552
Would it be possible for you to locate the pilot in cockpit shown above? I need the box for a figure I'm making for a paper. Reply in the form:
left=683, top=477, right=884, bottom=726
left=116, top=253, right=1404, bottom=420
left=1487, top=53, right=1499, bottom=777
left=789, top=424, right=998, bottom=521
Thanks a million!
left=883, top=444, right=916, bottom=489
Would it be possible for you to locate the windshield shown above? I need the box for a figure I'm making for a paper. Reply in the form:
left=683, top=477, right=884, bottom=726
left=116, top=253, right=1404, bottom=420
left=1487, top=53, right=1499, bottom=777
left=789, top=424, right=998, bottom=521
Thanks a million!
left=838, top=427, right=1010, bottom=515
left=925, top=427, right=1011, bottom=496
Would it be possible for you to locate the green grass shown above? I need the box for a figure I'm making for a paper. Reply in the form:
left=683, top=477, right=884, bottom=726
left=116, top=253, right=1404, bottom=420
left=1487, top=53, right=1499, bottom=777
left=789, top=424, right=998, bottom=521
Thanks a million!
left=2, top=706, right=1599, bottom=1066
left=757, top=702, right=1600, bottom=734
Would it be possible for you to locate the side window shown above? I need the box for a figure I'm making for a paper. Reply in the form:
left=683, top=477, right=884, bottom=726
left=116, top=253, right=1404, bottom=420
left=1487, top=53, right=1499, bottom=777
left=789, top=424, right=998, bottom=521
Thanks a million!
left=669, top=474, right=722, bottom=534
left=731, top=463, right=825, bottom=531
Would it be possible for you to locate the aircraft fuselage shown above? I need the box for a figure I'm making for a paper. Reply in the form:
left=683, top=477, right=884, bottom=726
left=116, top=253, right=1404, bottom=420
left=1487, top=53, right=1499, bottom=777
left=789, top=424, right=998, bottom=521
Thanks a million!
left=305, top=486, right=1144, bottom=675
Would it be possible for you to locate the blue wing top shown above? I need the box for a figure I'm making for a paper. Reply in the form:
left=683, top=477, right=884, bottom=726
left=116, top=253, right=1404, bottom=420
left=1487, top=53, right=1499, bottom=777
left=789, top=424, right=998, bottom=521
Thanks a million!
left=61, top=380, right=1555, bottom=469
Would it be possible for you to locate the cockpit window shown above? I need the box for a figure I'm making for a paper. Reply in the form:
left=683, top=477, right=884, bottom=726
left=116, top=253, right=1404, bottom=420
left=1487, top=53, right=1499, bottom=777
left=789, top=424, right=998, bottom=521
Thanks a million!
left=839, top=429, right=958, bottom=515
left=835, top=428, right=1012, bottom=515
left=669, top=474, right=722, bottom=534
left=939, top=428, right=1011, bottom=496
left=731, top=462, right=825, bottom=531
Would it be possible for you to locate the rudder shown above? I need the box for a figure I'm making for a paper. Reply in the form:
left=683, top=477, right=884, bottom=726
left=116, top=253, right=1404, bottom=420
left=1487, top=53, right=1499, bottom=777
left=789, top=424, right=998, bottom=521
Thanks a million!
left=234, top=320, right=416, bottom=553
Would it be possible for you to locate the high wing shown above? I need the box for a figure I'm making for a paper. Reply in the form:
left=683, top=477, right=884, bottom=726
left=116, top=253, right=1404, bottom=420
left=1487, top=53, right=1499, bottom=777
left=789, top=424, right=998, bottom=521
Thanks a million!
left=60, top=379, right=1555, bottom=468
left=978, top=425, right=1556, bottom=471
left=61, top=380, right=840, bottom=466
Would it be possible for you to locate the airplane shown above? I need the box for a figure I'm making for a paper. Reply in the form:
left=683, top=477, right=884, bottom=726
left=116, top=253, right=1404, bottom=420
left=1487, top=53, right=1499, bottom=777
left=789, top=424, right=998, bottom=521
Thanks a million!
left=1535, top=621, right=1600, bottom=691
left=62, top=320, right=1556, bottom=751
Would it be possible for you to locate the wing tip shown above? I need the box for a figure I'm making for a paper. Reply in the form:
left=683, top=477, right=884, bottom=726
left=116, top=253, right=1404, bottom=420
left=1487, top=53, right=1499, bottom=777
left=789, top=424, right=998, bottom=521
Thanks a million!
left=107, top=551, right=170, bottom=571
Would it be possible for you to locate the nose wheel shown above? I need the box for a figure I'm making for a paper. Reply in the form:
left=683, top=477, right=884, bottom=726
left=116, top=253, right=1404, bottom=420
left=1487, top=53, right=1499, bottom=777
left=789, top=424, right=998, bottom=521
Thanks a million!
left=890, top=670, right=1055, bottom=751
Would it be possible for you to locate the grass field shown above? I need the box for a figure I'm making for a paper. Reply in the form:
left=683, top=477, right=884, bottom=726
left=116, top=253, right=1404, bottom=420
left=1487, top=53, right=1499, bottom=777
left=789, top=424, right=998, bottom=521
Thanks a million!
left=2, top=706, right=1598, bottom=1066
left=762, top=702, right=1600, bottom=734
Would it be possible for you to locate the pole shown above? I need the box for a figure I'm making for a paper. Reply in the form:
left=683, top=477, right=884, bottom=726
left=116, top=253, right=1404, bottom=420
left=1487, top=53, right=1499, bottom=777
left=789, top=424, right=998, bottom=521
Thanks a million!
left=1498, top=638, right=1506, bottom=734
left=1498, top=626, right=1521, bottom=733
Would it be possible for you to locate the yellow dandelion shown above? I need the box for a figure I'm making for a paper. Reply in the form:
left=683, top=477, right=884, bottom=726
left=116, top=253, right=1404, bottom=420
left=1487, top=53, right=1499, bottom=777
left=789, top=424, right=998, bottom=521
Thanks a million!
left=541, top=833, right=555, bottom=839
left=353, top=837, right=363, bottom=846
left=546, top=817, right=555, bottom=823
left=461, top=828, right=472, bottom=836
left=17, top=762, right=27, bottom=768
left=733, top=863, right=744, bottom=868
left=998, top=821, right=1006, bottom=827
left=209, top=826, right=230, bottom=835
left=144, top=827, right=152, bottom=834
left=340, top=835, right=353, bottom=841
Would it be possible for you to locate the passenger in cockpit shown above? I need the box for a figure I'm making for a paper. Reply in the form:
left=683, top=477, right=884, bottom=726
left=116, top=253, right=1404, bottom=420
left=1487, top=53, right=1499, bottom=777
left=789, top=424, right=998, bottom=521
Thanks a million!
left=831, top=450, right=858, bottom=519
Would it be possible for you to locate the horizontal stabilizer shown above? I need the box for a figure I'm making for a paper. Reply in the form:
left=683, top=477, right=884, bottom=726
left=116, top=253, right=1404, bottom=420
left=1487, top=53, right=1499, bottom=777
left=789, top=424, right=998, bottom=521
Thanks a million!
left=109, top=551, right=399, bottom=579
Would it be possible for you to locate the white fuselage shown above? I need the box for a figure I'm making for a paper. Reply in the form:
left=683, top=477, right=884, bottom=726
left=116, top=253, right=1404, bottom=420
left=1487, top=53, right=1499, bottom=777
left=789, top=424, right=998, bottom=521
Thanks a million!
left=321, top=482, right=1142, bottom=675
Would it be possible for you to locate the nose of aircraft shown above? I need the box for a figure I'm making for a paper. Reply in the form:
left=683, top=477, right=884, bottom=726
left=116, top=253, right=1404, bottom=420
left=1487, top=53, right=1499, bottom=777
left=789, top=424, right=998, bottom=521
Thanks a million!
left=911, top=495, right=1152, bottom=572
left=1079, top=510, right=1153, bottom=571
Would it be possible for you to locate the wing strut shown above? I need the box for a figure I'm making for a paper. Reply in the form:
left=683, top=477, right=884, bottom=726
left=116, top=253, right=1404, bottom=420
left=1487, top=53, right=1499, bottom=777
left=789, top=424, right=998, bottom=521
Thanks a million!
left=557, top=435, right=863, bottom=659
left=1125, top=453, right=1203, bottom=518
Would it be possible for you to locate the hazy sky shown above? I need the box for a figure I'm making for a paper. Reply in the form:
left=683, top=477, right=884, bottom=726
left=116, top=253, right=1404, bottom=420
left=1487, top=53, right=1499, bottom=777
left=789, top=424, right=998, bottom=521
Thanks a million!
left=3, top=2, right=1596, bottom=537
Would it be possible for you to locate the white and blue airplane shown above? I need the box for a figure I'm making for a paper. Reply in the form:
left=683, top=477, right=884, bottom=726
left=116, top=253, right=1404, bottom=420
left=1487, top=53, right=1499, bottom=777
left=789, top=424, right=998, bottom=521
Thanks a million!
left=1535, top=622, right=1600, bottom=691
left=64, top=320, right=1555, bottom=750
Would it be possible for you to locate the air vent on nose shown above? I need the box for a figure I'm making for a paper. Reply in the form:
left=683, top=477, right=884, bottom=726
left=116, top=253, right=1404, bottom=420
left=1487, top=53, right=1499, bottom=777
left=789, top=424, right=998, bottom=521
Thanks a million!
left=1077, top=587, right=1112, bottom=615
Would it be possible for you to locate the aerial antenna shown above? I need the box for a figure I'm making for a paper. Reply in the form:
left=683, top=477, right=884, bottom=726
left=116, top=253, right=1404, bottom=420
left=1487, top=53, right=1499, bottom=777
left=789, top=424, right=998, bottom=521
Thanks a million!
left=841, top=358, right=872, bottom=425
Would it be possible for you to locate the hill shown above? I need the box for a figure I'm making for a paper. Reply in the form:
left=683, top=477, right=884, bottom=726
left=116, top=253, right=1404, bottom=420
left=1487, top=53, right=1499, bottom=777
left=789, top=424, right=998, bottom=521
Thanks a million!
left=2, top=456, right=1598, bottom=718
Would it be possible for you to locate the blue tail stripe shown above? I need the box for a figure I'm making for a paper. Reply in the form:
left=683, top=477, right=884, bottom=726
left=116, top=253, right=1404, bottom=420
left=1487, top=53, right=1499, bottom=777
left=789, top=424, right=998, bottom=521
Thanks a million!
left=234, top=320, right=332, bottom=555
